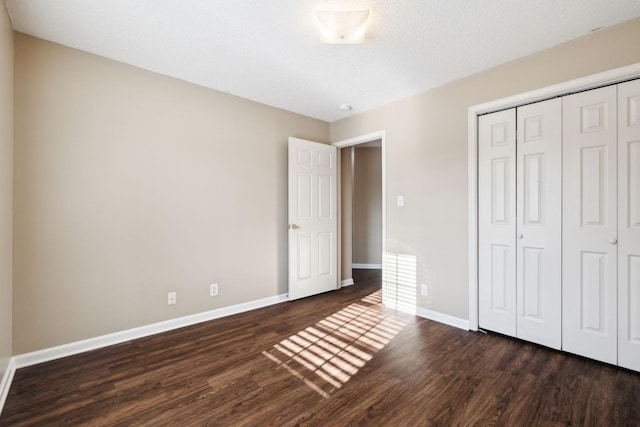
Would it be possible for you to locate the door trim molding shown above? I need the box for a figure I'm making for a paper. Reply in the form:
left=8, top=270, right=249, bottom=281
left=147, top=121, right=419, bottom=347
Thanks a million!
left=333, top=131, right=385, bottom=148
left=468, top=62, right=640, bottom=331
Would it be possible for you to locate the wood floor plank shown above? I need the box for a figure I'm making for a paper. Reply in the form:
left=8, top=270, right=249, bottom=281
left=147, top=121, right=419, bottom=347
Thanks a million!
left=1, top=269, right=639, bottom=426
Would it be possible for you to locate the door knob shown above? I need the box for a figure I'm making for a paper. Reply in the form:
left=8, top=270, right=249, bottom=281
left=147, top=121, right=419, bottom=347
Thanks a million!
left=517, top=233, right=524, bottom=239
left=609, top=238, right=617, bottom=244
left=290, top=224, right=300, bottom=230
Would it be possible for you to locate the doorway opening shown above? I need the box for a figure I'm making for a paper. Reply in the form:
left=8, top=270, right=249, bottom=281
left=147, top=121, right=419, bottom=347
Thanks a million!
left=333, top=131, right=385, bottom=288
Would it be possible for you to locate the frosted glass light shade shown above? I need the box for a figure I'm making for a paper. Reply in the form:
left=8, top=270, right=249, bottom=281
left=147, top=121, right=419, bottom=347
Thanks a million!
left=316, top=9, right=370, bottom=44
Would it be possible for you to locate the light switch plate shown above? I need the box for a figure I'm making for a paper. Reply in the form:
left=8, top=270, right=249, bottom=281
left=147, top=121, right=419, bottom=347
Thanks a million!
left=397, top=195, right=404, bottom=207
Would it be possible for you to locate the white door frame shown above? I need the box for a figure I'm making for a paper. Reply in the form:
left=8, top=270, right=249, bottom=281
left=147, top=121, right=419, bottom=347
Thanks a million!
left=468, top=63, right=640, bottom=331
left=333, top=130, right=386, bottom=287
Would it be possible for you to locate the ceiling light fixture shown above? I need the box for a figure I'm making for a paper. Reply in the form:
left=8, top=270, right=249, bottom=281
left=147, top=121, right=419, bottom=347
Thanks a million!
left=316, top=9, right=370, bottom=44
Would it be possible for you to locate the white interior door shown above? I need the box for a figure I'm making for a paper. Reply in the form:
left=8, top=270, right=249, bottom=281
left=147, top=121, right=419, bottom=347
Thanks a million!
left=618, top=79, right=640, bottom=371
left=562, top=86, right=618, bottom=364
left=478, top=109, right=517, bottom=336
left=516, top=98, right=562, bottom=349
left=288, top=137, right=338, bottom=300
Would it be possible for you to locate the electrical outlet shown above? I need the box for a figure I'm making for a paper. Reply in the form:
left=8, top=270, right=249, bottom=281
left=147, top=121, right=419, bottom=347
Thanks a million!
left=420, top=284, right=429, bottom=297
left=168, top=291, right=177, bottom=305
left=209, top=283, right=219, bottom=297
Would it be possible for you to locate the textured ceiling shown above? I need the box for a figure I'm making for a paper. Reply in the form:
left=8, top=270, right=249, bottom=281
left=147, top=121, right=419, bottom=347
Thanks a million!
left=5, top=0, right=640, bottom=122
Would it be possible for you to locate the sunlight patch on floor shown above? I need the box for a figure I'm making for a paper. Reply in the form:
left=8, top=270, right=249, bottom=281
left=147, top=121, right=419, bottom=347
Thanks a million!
left=262, top=290, right=408, bottom=398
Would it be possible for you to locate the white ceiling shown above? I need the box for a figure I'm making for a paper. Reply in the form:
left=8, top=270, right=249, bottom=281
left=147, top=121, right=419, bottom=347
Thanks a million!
left=5, top=0, right=640, bottom=122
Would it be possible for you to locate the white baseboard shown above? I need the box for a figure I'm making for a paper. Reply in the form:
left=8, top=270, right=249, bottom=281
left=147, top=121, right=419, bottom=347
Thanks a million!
left=416, top=307, right=470, bottom=330
left=341, top=278, right=355, bottom=287
left=2, top=293, right=288, bottom=415
left=12, top=293, right=288, bottom=370
left=352, top=263, right=382, bottom=269
left=0, top=357, right=16, bottom=416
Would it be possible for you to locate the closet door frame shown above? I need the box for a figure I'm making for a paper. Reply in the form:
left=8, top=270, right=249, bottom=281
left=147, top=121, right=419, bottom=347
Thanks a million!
left=468, top=63, right=640, bottom=332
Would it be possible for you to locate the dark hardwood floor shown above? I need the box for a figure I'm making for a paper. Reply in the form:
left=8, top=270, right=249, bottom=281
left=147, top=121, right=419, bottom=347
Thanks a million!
left=1, top=269, right=639, bottom=426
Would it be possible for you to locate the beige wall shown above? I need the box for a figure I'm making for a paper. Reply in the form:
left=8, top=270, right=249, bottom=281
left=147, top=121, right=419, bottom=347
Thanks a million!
left=331, top=18, right=640, bottom=319
left=13, top=34, right=329, bottom=353
left=340, top=147, right=353, bottom=280
left=0, top=3, right=13, bottom=375
left=353, top=147, right=382, bottom=265
left=9, top=17, right=640, bottom=354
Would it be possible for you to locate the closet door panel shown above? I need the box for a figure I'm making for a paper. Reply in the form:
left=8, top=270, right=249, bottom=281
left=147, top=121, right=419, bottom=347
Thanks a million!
left=618, top=79, right=640, bottom=371
left=562, top=86, right=618, bottom=364
left=479, top=109, right=517, bottom=336
left=516, top=98, right=562, bottom=349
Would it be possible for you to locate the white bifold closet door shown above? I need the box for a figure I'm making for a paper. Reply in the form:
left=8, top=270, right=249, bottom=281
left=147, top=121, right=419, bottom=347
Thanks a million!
left=479, top=99, right=562, bottom=349
left=516, top=99, right=562, bottom=349
left=479, top=109, right=517, bottom=337
left=618, top=79, right=640, bottom=372
left=562, top=86, right=618, bottom=365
